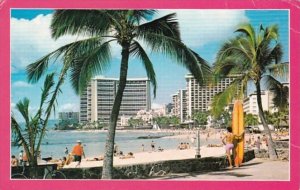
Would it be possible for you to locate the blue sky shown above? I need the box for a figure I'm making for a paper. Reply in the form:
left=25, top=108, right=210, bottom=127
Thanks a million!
left=11, top=9, right=289, bottom=120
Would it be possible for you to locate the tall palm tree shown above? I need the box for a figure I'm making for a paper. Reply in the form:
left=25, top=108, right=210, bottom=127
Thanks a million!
left=26, top=10, right=211, bottom=179
left=211, top=23, right=288, bottom=160
left=11, top=73, right=56, bottom=175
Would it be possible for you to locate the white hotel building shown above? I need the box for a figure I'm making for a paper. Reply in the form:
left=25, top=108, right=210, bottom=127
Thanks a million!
left=185, top=74, right=235, bottom=119
left=243, top=90, right=276, bottom=115
left=80, top=76, right=151, bottom=124
left=172, top=89, right=187, bottom=122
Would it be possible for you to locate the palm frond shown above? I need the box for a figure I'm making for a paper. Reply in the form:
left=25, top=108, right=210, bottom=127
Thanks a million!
left=264, top=75, right=289, bottom=111
left=51, top=10, right=115, bottom=39
left=130, top=41, right=157, bottom=97
left=215, top=38, right=252, bottom=70
left=136, top=32, right=211, bottom=84
left=210, top=80, right=240, bottom=117
left=16, top=98, right=30, bottom=124
left=36, top=73, right=55, bottom=117
left=11, top=116, right=28, bottom=148
left=26, top=41, right=76, bottom=83
left=266, top=43, right=283, bottom=65
left=69, top=40, right=113, bottom=95
left=235, top=23, right=256, bottom=47
left=267, top=62, right=289, bottom=78
left=136, top=13, right=180, bottom=40
left=264, top=24, right=279, bottom=41
left=127, top=10, right=157, bottom=24
left=214, top=57, right=244, bottom=76
left=27, top=37, right=105, bottom=84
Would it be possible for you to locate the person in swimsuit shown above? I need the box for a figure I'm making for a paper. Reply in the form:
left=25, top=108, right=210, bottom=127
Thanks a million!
left=222, top=127, right=234, bottom=169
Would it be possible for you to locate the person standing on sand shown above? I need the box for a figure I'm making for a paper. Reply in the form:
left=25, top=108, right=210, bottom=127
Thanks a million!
left=151, top=141, right=155, bottom=151
left=65, top=147, right=69, bottom=156
left=222, top=127, right=234, bottom=169
left=255, top=136, right=262, bottom=150
left=262, top=134, right=268, bottom=149
left=11, top=155, right=18, bottom=167
left=72, top=140, right=85, bottom=166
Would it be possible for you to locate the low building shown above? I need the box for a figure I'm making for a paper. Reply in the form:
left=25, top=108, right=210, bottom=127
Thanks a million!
left=172, top=89, right=187, bottom=123
left=243, top=90, right=276, bottom=115
left=59, top=112, right=79, bottom=122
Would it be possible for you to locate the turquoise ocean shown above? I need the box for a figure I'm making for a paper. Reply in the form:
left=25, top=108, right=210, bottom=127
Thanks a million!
left=11, top=120, right=220, bottom=159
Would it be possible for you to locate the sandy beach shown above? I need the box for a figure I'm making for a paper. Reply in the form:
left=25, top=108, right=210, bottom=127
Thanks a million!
left=63, top=146, right=225, bottom=168
left=56, top=129, right=288, bottom=169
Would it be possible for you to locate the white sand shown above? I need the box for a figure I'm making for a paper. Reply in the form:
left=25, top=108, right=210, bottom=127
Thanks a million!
left=62, top=129, right=289, bottom=169
left=63, top=146, right=225, bottom=169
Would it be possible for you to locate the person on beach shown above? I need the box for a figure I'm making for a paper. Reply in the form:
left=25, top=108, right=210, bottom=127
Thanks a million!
left=87, top=155, right=104, bottom=161
left=119, top=152, right=135, bottom=159
left=11, top=155, right=18, bottom=167
left=114, top=143, right=119, bottom=156
left=186, top=143, right=190, bottom=149
left=255, top=136, right=262, bottom=150
left=206, top=132, right=210, bottom=141
left=251, top=135, right=255, bottom=147
left=65, top=147, right=69, bottom=156
left=22, top=151, right=28, bottom=166
left=65, top=153, right=73, bottom=165
left=222, top=127, right=234, bottom=169
left=57, top=157, right=67, bottom=169
left=262, top=134, right=268, bottom=148
left=142, top=144, right=145, bottom=152
left=151, top=141, right=155, bottom=151
left=72, top=140, right=85, bottom=166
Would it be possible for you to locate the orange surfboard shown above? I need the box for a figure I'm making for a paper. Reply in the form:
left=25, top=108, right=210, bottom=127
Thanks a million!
left=232, top=100, right=244, bottom=167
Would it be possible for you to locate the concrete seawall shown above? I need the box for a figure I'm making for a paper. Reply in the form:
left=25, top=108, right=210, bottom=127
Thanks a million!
left=61, top=150, right=255, bottom=179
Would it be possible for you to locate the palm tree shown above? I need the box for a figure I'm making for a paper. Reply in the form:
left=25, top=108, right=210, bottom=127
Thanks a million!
left=211, top=23, right=288, bottom=160
left=244, top=113, right=259, bottom=127
left=26, top=10, right=211, bottom=178
left=11, top=73, right=56, bottom=176
left=192, top=111, right=208, bottom=127
left=265, top=110, right=288, bottom=131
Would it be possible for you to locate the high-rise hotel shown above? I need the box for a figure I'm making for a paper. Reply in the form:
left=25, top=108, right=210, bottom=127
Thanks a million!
left=184, top=74, right=234, bottom=120
left=172, top=89, right=187, bottom=122
left=80, top=76, right=151, bottom=124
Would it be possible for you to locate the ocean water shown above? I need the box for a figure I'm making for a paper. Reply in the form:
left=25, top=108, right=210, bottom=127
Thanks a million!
left=11, top=129, right=221, bottom=159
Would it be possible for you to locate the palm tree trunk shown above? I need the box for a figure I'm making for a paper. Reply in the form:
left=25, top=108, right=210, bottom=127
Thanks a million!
left=255, top=81, right=278, bottom=160
left=102, top=43, right=130, bottom=179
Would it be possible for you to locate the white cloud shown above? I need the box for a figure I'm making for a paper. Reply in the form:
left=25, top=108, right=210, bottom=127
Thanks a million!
left=58, top=103, right=79, bottom=112
left=12, top=81, right=32, bottom=87
left=11, top=14, right=71, bottom=72
left=11, top=13, right=123, bottom=73
left=157, top=10, right=249, bottom=47
left=11, top=10, right=248, bottom=73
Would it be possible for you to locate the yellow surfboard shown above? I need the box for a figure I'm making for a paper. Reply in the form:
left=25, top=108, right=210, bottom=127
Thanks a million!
left=232, top=100, right=244, bottom=167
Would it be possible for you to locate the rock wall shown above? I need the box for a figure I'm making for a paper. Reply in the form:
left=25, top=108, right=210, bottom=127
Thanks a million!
left=254, top=140, right=289, bottom=161
left=61, top=150, right=255, bottom=179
